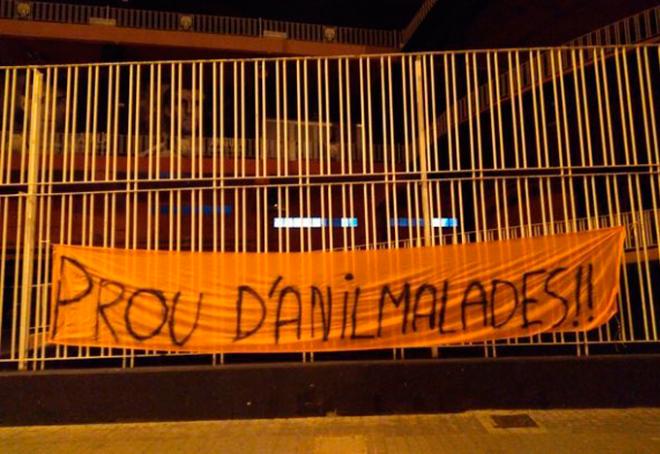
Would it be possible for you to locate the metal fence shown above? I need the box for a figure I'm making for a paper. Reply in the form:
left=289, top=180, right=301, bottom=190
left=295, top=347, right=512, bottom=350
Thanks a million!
left=2, top=1, right=660, bottom=53
left=400, top=0, right=437, bottom=47
left=0, top=0, right=401, bottom=49
left=567, top=4, right=660, bottom=47
left=0, top=44, right=659, bottom=370
left=436, top=4, right=660, bottom=136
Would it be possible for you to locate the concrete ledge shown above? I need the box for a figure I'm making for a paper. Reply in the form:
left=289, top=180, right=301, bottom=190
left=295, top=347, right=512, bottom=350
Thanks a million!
left=1, top=354, right=659, bottom=426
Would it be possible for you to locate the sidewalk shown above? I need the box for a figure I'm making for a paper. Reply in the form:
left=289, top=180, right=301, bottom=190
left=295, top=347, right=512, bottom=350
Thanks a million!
left=1, top=408, right=658, bottom=453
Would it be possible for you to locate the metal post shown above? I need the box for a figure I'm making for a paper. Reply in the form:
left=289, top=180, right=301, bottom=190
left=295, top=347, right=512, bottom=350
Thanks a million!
left=18, top=70, right=42, bottom=370
left=414, top=56, right=438, bottom=359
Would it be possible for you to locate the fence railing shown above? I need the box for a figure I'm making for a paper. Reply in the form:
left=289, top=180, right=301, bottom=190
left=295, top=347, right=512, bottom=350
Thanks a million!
left=2, top=132, right=406, bottom=164
left=400, top=0, right=437, bottom=47
left=0, top=0, right=401, bottom=49
left=567, top=4, right=660, bottom=46
left=435, top=5, right=660, bottom=137
left=0, top=45, right=659, bottom=370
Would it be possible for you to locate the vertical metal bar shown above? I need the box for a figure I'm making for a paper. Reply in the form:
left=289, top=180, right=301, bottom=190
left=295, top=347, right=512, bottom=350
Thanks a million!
left=536, top=56, right=551, bottom=237
left=414, top=56, right=432, bottom=246
left=0, top=196, right=8, bottom=355
left=303, top=59, right=312, bottom=254
left=507, top=52, right=524, bottom=241
left=549, top=51, right=571, bottom=235
left=199, top=63, right=205, bottom=255
left=283, top=61, right=289, bottom=252
left=261, top=60, right=268, bottom=255
left=220, top=62, right=225, bottom=253
left=592, top=48, right=617, bottom=342
left=569, top=49, right=591, bottom=353
left=324, top=59, right=333, bottom=250
left=345, top=59, right=356, bottom=251
left=606, top=49, right=634, bottom=341
left=191, top=63, right=198, bottom=253
left=0, top=70, right=11, bottom=357
left=40, top=66, right=58, bottom=367
left=4, top=69, right=17, bottom=184
left=175, top=63, right=182, bottom=256
left=255, top=60, right=261, bottom=254
left=102, top=66, right=113, bottom=256
left=11, top=191, right=24, bottom=359
left=296, top=60, right=304, bottom=252
left=135, top=65, right=142, bottom=251
left=111, top=65, right=120, bottom=251
left=338, top=59, right=347, bottom=250
left=621, top=48, right=655, bottom=340
left=388, top=57, right=398, bottom=249
left=639, top=47, right=660, bottom=339
left=379, top=57, right=391, bottom=249
left=450, top=54, right=465, bottom=244
left=367, top=58, right=377, bottom=249
left=18, top=70, right=42, bottom=370
left=69, top=67, right=78, bottom=183
left=408, top=57, right=418, bottom=175
left=558, top=50, right=578, bottom=233
left=359, top=58, right=370, bottom=249
left=89, top=66, right=99, bottom=245
left=0, top=70, right=9, bottom=184
left=125, top=64, right=134, bottom=251
left=155, top=64, right=161, bottom=251
left=486, top=53, right=503, bottom=237
left=212, top=62, right=218, bottom=252
left=514, top=51, right=532, bottom=238
left=494, top=53, right=509, bottom=239
left=388, top=56, right=401, bottom=359
left=317, top=59, right=326, bottom=251
left=28, top=67, right=47, bottom=366
left=405, top=58, right=416, bottom=246
left=472, top=53, right=487, bottom=246
left=147, top=64, right=154, bottom=250
left=466, top=53, right=480, bottom=242
left=19, top=69, right=32, bottom=185
left=402, top=56, right=411, bottom=179
left=240, top=61, right=247, bottom=254
left=31, top=68, right=51, bottom=365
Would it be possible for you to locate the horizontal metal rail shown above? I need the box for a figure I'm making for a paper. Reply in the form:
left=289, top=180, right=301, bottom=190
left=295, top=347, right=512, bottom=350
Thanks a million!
left=0, top=0, right=401, bottom=49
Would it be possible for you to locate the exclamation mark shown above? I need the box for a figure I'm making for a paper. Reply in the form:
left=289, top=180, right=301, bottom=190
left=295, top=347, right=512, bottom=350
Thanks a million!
left=586, top=263, right=594, bottom=323
left=573, top=266, right=583, bottom=327
left=573, top=264, right=595, bottom=327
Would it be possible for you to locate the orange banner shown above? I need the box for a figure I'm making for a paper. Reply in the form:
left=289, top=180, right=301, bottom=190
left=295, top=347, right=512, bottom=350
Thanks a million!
left=50, top=227, right=625, bottom=353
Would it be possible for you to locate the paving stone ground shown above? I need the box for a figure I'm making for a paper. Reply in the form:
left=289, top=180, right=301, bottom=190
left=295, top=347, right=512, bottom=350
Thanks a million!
left=0, top=408, right=659, bottom=453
